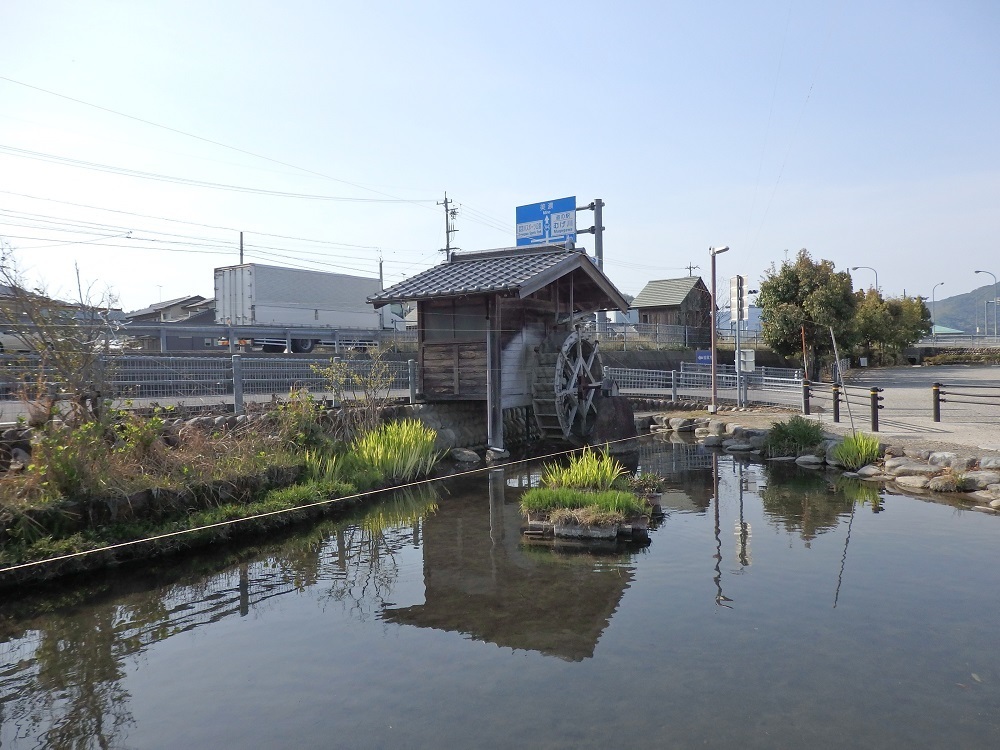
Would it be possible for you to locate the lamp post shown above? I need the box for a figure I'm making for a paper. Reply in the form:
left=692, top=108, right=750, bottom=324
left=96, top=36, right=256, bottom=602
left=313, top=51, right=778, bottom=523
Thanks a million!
left=975, top=270, right=997, bottom=338
left=932, top=282, right=944, bottom=339
left=709, top=245, right=729, bottom=414
left=851, top=266, right=879, bottom=293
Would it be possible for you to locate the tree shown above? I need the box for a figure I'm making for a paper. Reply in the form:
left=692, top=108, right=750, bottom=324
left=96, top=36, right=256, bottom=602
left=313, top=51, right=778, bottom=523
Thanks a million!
left=853, top=289, right=931, bottom=363
left=0, top=252, right=119, bottom=424
left=757, top=249, right=856, bottom=378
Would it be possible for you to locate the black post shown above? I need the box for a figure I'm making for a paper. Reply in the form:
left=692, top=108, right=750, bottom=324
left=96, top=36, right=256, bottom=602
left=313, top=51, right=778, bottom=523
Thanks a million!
left=932, top=382, right=941, bottom=422
left=870, top=387, right=884, bottom=432
left=832, top=383, right=840, bottom=423
left=801, top=380, right=811, bottom=415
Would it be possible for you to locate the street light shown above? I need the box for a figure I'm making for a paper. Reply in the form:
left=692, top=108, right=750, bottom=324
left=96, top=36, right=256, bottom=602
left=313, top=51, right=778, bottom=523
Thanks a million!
left=709, top=245, right=729, bottom=414
left=851, top=266, right=879, bottom=293
left=975, top=270, right=997, bottom=338
left=932, top=282, right=944, bottom=338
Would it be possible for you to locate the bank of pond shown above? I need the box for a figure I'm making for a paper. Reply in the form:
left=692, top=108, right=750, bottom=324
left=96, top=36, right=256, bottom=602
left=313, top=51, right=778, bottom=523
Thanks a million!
left=3, top=406, right=1000, bottom=591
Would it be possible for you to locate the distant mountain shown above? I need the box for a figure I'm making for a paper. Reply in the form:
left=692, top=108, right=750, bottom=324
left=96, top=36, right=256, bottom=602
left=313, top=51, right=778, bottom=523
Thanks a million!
left=934, top=284, right=1000, bottom=334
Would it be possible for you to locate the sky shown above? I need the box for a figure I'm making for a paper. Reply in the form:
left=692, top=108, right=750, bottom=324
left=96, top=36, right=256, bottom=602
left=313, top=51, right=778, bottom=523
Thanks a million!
left=2, top=0, right=999, bottom=313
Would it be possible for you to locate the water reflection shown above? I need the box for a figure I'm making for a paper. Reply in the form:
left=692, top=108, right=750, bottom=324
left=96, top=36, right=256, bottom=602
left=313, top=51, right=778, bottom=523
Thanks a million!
left=0, top=484, right=440, bottom=750
left=382, top=465, right=639, bottom=662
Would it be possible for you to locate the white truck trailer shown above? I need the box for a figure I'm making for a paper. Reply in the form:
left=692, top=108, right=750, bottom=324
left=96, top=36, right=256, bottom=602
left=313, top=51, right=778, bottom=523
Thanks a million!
left=214, top=263, right=403, bottom=353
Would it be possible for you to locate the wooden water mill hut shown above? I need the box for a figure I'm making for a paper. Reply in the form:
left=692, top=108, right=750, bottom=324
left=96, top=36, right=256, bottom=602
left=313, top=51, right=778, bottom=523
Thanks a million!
left=368, top=245, right=630, bottom=451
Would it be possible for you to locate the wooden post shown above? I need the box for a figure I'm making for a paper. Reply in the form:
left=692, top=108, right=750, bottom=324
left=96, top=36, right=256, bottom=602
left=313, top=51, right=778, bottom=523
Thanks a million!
left=486, top=297, right=504, bottom=451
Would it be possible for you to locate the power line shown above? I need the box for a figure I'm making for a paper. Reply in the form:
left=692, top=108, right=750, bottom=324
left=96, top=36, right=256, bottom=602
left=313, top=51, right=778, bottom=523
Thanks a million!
left=0, top=144, right=438, bottom=203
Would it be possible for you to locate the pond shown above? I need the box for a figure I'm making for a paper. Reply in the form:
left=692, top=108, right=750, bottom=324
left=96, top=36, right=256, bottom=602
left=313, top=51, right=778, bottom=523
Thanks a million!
left=1, top=436, right=998, bottom=749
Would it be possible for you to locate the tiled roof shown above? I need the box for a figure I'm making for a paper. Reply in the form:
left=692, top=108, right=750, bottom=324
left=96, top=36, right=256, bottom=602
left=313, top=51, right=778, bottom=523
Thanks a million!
left=632, top=277, right=703, bottom=308
left=370, top=246, right=628, bottom=311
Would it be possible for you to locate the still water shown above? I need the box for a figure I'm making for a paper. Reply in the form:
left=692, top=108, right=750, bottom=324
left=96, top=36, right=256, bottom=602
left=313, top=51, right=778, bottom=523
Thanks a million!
left=2, top=437, right=999, bottom=749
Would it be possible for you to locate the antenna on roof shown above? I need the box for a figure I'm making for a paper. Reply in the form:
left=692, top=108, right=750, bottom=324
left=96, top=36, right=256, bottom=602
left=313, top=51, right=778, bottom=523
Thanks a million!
left=686, top=263, right=700, bottom=275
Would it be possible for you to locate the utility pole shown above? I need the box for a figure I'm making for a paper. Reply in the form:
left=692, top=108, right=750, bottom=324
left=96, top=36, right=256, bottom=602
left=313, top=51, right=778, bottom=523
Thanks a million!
left=576, top=198, right=607, bottom=326
left=438, top=193, right=459, bottom=261
left=240, top=231, right=244, bottom=264
left=686, top=263, right=700, bottom=276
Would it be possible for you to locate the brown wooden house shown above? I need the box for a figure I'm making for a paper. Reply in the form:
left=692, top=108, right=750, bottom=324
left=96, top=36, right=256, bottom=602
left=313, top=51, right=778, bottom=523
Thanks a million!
left=369, top=245, right=629, bottom=449
left=631, top=276, right=710, bottom=328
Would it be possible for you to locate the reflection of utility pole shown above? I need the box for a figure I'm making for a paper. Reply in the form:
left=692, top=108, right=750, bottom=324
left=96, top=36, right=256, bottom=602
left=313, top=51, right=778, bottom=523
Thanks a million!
left=712, top=453, right=733, bottom=608
left=735, top=463, right=752, bottom=567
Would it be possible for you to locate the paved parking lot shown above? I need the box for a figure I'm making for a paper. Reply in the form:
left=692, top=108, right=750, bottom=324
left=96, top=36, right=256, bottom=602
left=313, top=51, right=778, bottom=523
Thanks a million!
left=821, top=364, right=1000, bottom=453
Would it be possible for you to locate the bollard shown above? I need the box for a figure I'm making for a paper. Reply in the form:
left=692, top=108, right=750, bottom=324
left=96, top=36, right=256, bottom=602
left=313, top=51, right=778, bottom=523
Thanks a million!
left=932, top=382, right=941, bottom=422
left=832, top=383, right=840, bottom=423
left=870, top=387, right=884, bottom=432
left=671, top=370, right=678, bottom=402
left=232, top=354, right=244, bottom=415
left=408, top=359, right=417, bottom=404
left=801, top=380, right=811, bottom=415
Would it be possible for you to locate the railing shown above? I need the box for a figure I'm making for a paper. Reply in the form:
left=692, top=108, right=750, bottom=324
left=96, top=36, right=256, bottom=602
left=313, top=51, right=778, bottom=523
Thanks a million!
left=604, top=366, right=803, bottom=408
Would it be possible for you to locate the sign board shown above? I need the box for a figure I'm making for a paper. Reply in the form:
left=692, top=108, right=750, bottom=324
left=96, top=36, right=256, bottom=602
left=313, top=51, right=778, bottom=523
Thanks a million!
left=516, top=196, right=577, bottom=246
left=696, top=349, right=712, bottom=365
left=740, top=349, right=755, bottom=372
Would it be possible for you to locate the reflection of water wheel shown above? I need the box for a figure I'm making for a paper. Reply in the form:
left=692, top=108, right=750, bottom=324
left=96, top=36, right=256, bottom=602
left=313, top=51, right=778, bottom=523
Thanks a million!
left=531, top=329, right=603, bottom=442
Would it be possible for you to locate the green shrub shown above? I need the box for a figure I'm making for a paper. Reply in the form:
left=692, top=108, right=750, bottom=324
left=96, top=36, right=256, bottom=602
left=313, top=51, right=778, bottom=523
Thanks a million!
left=352, top=419, right=440, bottom=482
left=540, top=447, right=627, bottom=491
left=763, top=415, right=825, bottom=458
left=28, top=422, right=112, bottom=500
left=520, top=486, right=646, bottom=518
left=832, top=432, right=881, bottom=470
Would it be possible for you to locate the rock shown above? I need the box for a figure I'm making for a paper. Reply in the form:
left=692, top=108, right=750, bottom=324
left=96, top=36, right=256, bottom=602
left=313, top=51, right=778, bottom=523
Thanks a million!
left=726, top=424, right=744, bottom=437
left=990, top=498, right=1000, bottom=509
left=450, top=448, right=480, bottom=463
left=708, top=420, right=727, bottom=436
left=669, top=418, right=694, bottom=431
left=904, top=448, right=932, bottom=461
left=857, top=465, right=882, bottom=477
left=767, top=456, right=797, bottom=462
left=486, top=448, right=509, bottom=463
left=748, top=435, right=767, bottom=450
left=884, top=445, right=907, bottom=458
left=694, top=427, right=710, bottom=438
left=724, top=443, right=753, bottom=452
left=795, top=454, right=824, bottom=466
left=589, top=396, right=638, bottom=452
left=928, top=475, right=959, bottom=492
left=958, top=470, right=1000, bottom=490
left=434, top=428, right=457, bottom=451
left=947, top=456, right=977, bottom=471
left=928, top=452, right=957, bottom=466
left=979, top=457, right=1000, bottom=470
left=702, top=435, right=725, bottom=447
left=883, top=456, right=911, bottom=471
left=888, top=462, right=939, bottom=478
left=825, top=441, right=843, bottom=467
left=895, top=475, right=930, bottom=489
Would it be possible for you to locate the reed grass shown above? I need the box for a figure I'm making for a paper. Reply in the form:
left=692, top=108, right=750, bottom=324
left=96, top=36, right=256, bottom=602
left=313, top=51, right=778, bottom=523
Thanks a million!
left=352, top=419, right=440, bottom=482
left=540, top=447, right=627, bottom=491
left=832, top=432, right=882, bottom=471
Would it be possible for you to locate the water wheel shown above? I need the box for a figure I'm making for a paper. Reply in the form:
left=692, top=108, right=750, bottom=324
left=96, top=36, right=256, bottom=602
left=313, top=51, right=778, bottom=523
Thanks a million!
left=531, top=328, right=603, bottom=442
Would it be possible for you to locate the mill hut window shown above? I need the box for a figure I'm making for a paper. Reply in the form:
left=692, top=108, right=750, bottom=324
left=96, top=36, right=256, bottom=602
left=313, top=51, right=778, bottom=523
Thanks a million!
left=423, top=298, right=488, bottom=342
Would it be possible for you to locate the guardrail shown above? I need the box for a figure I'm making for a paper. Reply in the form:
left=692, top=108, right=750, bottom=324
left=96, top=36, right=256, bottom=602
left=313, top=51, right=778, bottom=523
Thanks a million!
left=932, top=381, right=1000, bottom=422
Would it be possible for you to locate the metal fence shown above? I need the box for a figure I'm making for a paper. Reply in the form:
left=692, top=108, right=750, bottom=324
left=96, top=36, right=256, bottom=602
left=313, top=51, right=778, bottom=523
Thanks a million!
left=2, top=352, right=803, bottom=414
left=604, top=366, right=802, bottom=408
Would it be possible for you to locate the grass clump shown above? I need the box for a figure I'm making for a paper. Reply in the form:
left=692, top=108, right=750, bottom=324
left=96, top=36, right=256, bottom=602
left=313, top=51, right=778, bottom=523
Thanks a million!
left=540, top=447, right=627, bottom=491
left=520, top=486, right=646, bottom=520
left=763, top=415, right=825, bottom=458
left=352, top=419, right=440, bottom=482
left=832, top=432, right=882, bottom=470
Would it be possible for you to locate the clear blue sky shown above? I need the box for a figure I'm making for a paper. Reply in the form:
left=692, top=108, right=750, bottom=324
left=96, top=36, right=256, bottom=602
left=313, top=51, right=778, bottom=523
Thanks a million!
left=2, top=0, right=998, bottom=312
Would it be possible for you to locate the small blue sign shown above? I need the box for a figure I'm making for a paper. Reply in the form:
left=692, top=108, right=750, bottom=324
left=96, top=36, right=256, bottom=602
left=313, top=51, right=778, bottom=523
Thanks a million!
left=516, top=196, right=577, bottom=246
left=696, top=349, right=712, bottom=365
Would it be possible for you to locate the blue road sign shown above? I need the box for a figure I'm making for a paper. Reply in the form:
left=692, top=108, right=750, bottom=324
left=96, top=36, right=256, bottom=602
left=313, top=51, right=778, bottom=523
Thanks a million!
left=696, top=349, right=712, bottom=365
left=516, top=196, right=577, bottom=246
